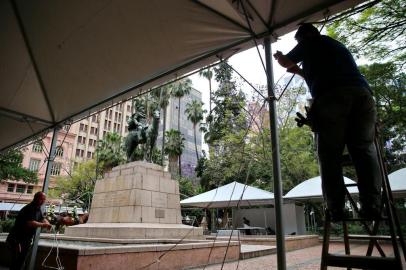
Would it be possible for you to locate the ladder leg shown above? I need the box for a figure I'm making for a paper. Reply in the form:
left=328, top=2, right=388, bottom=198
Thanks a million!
left=343, top=221, right=352, bottom=270
left=375, top=137, right=403, bottom=268
left=321, top=210, right=331, bottom=270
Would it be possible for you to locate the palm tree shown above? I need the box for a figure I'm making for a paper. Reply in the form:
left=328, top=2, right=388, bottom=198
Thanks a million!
left=96, top=132, right=126, bottom=172
left=185, top=100, right=207, bottom=161
left=171, top=78, right=192, bottom=175
left=164, top=129, right=185, bottom=176
left=198, top=67, right=213, bottom=120
left=152, top=84, right=172, bottom=164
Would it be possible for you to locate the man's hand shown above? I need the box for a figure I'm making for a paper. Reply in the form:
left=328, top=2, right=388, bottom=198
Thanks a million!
left=295, top=106, right=312, bottom=128
left=273, top=50, right=283, bottom=60
left=287, top=65, right=304, bottom=78
left=273, top=50, right=296, bottom=69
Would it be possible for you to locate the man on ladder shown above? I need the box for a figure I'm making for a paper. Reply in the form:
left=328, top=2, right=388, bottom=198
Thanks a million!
left=273, top=23, right=382, bottom=222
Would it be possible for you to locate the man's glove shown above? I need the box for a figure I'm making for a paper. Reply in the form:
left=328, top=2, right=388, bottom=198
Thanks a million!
left=295, top=106, right=312, bottom=128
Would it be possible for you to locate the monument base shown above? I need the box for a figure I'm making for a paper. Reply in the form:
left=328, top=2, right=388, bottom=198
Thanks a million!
left=64, top=161, right=203, bottom=239
left=65, top=222, right=203, bottom=239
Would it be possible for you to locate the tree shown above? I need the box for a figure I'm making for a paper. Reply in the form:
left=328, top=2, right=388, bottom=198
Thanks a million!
left=50, top=160, right=99, bottom=211
left=0, top=148, right=38, bottom=183
left=359, top=62, right=406, bottom=171
left=153, top=84, right=172, bottom=164
left=164, top=129, right=185, bottom=176
left=171, top=78, right=192, bottom=175
left=199, top=67, right=213, bottom=121
left=96, top=132, right=126, bottom=172
left=279, top=123, right=319, bottom=192
left=327, top=0, right=406, bottom=65
left=185, top=100, right=207, bottom=161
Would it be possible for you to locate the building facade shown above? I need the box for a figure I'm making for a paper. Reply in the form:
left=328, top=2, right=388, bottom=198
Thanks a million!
left=0, top=127, right=76, bottom=204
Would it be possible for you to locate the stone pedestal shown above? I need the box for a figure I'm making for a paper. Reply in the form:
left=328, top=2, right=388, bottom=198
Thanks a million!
left=65, top=161, right=202, bottom=239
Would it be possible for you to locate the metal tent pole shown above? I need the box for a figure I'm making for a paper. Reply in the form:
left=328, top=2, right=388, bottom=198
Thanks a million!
left=264, top=37, right=287, bottom=270
left=28, top=126, right=59, bottom=270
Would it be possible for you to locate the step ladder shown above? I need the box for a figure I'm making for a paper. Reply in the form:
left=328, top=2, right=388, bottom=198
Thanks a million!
left=320, top=137, right=406, bottom=270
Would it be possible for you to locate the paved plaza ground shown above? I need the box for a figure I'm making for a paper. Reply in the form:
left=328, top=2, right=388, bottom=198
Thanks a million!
left=193, top=242, right=404, bottom=270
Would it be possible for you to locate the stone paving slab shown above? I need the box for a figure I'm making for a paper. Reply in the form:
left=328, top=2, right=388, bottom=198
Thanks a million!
left=240, top=245, right=276, bottom=260
left=192, top=242, right=406, bottom=269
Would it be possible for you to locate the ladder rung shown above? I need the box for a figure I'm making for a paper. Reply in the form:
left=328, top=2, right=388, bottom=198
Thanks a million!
left=345, top=183, right=358, bottom=187
left=326, top=254, right=399, bottom=269
left=342, top=217, right=388, bottom=222
left=347, top=234, right=397, bottom=241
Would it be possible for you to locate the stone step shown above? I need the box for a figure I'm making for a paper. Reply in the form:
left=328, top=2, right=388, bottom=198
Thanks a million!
left=240, top=244, right=276, bottom=259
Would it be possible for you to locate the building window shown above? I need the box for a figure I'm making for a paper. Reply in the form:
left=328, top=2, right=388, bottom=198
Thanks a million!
left=79, top=123, right=88, bottom=132
left=76, top=149, right=80, bottom=157
left=55, top=146, right=64, bottom=157
left=28, top=159, right=41, bottom=172
left=16, top=184, right=25, bottom=193
left=115, top=112, right=118, bottom=121
left=7, top=184, right=15, bottom=192
left=50, top=162, right=62, bottom=175
left=92, top=115, right=97, bottom=123
left=87, top=151, right=92, bottom=158
left=27, top=186, right=34, bottom=194
left=32, top=142, right=42, bottom=152
left=127, top=105, right=131, bottom=112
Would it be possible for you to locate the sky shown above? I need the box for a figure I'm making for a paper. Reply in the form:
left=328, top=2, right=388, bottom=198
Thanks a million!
left=189, top=32, right=298, bottom=113
left=188, top=31, right=299, bottom=152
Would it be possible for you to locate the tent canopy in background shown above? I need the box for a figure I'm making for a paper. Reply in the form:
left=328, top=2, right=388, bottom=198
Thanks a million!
left=1, top=0, right=365, bottom=152
left=180, top=181, right=274, bottom=208
left=284, top=176, right=358, bottom=201
left=389, top=168, right=406, bottom=197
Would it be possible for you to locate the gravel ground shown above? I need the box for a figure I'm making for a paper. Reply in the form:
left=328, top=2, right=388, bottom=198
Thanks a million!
left=192, top=242, right=404, bottom=270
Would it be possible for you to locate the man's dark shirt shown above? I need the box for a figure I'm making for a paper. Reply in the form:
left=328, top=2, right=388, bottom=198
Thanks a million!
left=7, top=203, right=43, bottom=244
left=286, top=35, right=370, bottom=98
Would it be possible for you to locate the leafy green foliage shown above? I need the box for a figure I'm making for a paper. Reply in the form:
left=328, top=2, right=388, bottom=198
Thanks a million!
left=50, top=160, right=100, bottom=211
left=327, top=0, right=406, bottom=65
left=164, top=129, right=185, bottom=175
left=359, top=62, right=406, bottom=171
left=186, top=100, right=207, bottom=160
left=0, top=149, right=38, bottom=183
left=96, top=132, right=126, bottom=172
left=279, top=123, right=319, bottom=192
left=0, top=218, right=15, bottom=233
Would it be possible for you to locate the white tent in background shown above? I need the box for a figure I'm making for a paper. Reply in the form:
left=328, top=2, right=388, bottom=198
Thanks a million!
left=389, top=168, right=406, bottom=197
left=180, top=181, right=274, bottom=208
left=284, top=176, right=358, bottom=201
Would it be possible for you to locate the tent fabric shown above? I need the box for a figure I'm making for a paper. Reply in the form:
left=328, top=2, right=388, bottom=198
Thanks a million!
left=1, top=0, right=365, bottom=152
left=284, top=176, right=358, bottom=201
left=0, top=202, right=26, bottom=211
left=180, top=181, right=274, bottom=208
left=389, top=168, right=406, bottom=195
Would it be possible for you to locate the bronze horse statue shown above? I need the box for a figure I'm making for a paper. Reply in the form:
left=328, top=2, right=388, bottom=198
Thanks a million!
left=125, top=108, right=160, bottom=162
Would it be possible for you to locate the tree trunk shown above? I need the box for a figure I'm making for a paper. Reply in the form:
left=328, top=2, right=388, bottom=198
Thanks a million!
left=161, top=106, right=167, bottom=165
left=169, top=155, right=178, bottom=178
left=193, top=124, right=199, bottom=162
left=178, top=97, right=182, bottom=176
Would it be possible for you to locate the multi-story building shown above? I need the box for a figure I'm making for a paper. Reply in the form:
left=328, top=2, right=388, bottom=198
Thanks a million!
left=157, top=87, right=203, bottom=177
left=0, top=127, right=76, bottom=204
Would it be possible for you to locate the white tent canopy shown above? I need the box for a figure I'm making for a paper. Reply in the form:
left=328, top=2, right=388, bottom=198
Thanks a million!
left=389, top=168, right=406, bottom=196
left=1, top=0, right=365, bottom=152
left=284, top=176, right=359, bottom=201
left=180, top=181, right=274, bottom=208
